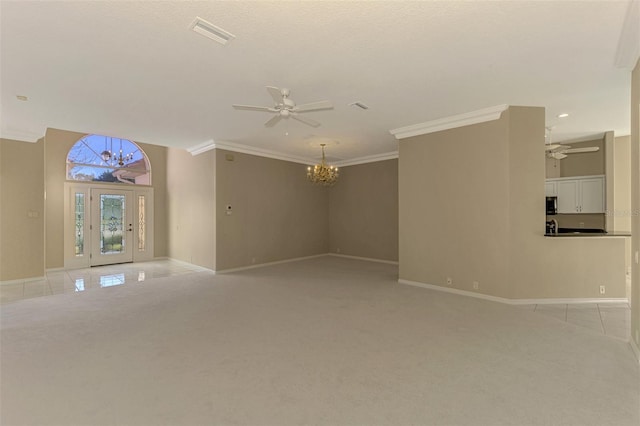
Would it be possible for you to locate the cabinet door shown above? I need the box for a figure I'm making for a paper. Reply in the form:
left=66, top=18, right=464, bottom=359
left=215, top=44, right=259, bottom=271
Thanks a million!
left=557, top=180, right=579, bottom=213
left=580, top=177, right=605, bottom=213
left=545, top=181, right=557, bottom=196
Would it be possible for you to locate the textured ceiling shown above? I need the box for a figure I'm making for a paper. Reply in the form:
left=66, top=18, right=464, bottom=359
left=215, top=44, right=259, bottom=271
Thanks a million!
left=0, top=1, right=635, bottom=162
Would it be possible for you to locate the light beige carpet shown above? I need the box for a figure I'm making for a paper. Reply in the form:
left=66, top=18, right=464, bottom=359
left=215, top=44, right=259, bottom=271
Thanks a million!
left=1, top=256, right=638, bottom=425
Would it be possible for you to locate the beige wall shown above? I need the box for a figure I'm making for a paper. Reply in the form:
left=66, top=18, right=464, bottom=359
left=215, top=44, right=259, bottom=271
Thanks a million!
left=215, top=149, right=329, bottom=271
left=559, top=138, right=605, bottom=177
left=506, top=107, right=625, bottom=299
left=0, top=138, right=45, bottom=280
left=552, top=214, right=605, bottom=230
left=631, top=59, right=640, bottom=349
left=166, top=147, right=216, bottom=270
left=399, top=113, right=512, bottom=297
left=400, top=106, right=626, bottom=300
left=44, top=128, right=168, bottom=269
left=613, top=135, right=632, bottom=233
left=328, top=159, right=398, bottom=262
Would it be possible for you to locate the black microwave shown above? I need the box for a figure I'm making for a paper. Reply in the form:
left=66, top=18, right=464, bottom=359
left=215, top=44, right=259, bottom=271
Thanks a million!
left=546, top=196, right=557, bottom=215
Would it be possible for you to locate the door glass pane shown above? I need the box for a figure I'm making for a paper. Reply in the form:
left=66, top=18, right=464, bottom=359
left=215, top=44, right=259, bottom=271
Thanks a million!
left=100, top=194, right=125, bottom=254
left=138, top=195, right=146, bottom=251
left=75, top=193, right=85, bottom=256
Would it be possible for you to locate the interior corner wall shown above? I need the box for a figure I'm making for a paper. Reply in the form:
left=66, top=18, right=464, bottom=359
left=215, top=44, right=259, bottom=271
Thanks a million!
left=0, top=138, right=45, bottom=280
left=166, top=148, right=216, bottom=270
left=215, top=149, right=329, bottom=271
left=631, top=58, right=640, bottom=349
left=399, top=106, right=626, bottom=300
left=328, top=159, right=398, bottom=262
left=507, top=107, right=625, bottom=299
left=613, top=135, right=632, bottom=233
left=44, top=128, right=168, bottom=270
left=399, top=113, right=512, bottom=297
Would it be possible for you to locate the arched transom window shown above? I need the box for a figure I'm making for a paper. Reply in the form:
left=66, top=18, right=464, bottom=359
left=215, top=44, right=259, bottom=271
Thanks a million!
left=67, top=134, right=151, bottom=185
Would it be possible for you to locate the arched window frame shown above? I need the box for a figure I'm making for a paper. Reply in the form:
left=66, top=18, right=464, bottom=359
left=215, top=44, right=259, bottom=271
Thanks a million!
left=66, top=134, right=152, bottom=185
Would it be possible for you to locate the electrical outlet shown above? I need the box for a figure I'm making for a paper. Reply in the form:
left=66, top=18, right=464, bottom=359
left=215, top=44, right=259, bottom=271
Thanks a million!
left=473, top=281, right=479, bottom=290
left=251, top=257, right=256, bottom=264
left=336, top=248, right=341, bottom=253
left=635, top=251, right=639, bottom=264
left=446, top=277, right=453, bottom=285
left=599, top=285, right=605, bottom=295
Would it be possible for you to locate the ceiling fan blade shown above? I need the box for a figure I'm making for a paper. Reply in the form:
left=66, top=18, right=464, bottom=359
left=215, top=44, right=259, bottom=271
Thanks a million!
left=564, top=147, right=599, bottom=154
left=266, top=86, right=283, bottom=104
left=233, top=104, right=275, bottom=112
left=264, top=114, right=283, bottom=128
left=293, top=100, right=333, bottom=112
left=291, top=114, right=321, bottom=127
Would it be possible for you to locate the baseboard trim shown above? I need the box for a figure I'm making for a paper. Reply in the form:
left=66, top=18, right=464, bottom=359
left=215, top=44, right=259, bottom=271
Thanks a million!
left=166, top=258, right=215, bottom=274
left=45, top=267, right=66, bottom=273
left=216, top=254, right=328, bottom=274
left=630, top=339, right=640, bottom=364
left=328, top=253, right=399, bottom=265
left=398, top=279, right=629, bottom=306
left=399, top=279, right=509, bottom=303
left=511, top=297, right=629, bottom=305
left=0, top=275, right=46, bottom=286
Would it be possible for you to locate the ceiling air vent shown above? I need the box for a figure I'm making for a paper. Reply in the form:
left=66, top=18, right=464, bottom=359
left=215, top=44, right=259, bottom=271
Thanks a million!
left=190, top=17, right=235, bottom=45
left=349, top=101, right=369, bottom=110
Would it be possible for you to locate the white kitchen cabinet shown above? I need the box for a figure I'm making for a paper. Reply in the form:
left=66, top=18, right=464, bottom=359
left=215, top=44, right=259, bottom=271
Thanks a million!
left=547, top=175, right=604, bottom=214
left=556, top=180, right=580, bottom=213
left=579, top=177, right=605, bottom=213
left=544, top=181, right=557, bottom=196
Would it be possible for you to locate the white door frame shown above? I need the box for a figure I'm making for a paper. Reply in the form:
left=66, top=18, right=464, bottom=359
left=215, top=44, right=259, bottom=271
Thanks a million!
left=64, top=182, right=154, bottom=269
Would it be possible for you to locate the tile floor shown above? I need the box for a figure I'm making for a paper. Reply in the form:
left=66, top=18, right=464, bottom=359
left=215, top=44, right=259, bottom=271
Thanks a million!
left=2, top=256, right=638, bottom=426
left=0, top=259, right=210, bottom=305
left=0, top=259, right=631, bottom=341
left=517, top=302, right=631, bottom=341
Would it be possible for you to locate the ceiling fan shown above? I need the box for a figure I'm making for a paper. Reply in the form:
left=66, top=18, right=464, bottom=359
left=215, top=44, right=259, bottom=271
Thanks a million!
left=545, top=144, right=599, bottom=160
left=544, top=127, right=599, bottom=159
left=232, top=86, right=333, bottom=128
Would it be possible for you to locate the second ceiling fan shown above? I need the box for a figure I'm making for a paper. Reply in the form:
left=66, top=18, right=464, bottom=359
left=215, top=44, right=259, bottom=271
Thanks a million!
left=232, top=86, right=333, bottom=128
left=544, top=127, right=599, bottom=159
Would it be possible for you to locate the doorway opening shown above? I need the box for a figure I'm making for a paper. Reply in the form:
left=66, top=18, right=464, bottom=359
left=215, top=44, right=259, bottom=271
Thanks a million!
left=64, top=134, right=154, bottom=268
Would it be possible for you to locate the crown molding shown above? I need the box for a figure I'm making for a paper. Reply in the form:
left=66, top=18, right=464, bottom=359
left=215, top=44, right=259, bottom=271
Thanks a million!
left=187, top=139, right=315, bottom=165
left=389, top=104, right=509, bottom=140
left=333, top=151, right=398, bottom=167
left=0, top=129, right=43, bottom=143
left=186, top=139, right=400, bottom=167
left=615, top=0, right=640, bottom=70
left=187, top=139, right=216, bottom=156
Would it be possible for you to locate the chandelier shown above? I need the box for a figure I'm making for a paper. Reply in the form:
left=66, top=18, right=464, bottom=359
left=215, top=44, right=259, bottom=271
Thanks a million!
left=307, top=144, right=339, bottom=186
left=100, top=137, right=135, bottom=167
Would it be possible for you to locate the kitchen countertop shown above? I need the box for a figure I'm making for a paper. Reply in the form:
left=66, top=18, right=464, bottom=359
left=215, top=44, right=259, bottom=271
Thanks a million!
left=544, top=231, right=631, bottom=237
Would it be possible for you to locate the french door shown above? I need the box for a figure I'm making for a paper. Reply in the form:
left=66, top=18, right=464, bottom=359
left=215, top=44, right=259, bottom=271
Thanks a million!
left=90, top=189, right=133, bottom=266
left=64, top=184, right=154, bottom=269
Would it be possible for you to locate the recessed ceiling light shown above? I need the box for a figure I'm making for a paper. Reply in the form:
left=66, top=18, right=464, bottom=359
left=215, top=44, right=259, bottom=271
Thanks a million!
left=190, top=17, right=235, bottom=45
left=16, top=95, right=28, bottom=101
left=557, top=113, right=569, bottom=118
